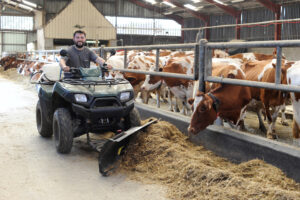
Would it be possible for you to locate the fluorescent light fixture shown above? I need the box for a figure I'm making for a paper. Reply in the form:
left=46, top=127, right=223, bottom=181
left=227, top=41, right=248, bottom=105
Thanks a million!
left=4, top=0, right=17, bottom=6
left=197, top=6, right=204, bottom=10
left=184, top=4, right=197, bottom=11
left=22, top=0, right=37, bottom=8
left=213, top=0, right=226, bottom=5
left=18, top=3, right=33, bottom=11
left=162, top=1, right=176, bottom=8
left=231, top=0, right=244, bottom=2
left=86, top=41, right=96, bottom=44
left=144, top=0, right=157, bottom=4
left=163, top=11, right=174, bottom=15
left=192, top=0, right=202, bottom=2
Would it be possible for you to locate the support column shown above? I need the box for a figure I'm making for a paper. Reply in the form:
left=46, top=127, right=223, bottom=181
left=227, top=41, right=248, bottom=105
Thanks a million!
left=235, top=16, right=241, bottom=40
left=205, top=20, right=210, bottom=40
left=256, top=0, right=281, bottom=40
left=275, top=9, right=281, bottom=40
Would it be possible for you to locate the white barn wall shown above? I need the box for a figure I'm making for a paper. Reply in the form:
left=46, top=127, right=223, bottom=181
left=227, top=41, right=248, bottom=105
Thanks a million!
left=44, top=0, right=116, bottom=40
left=250, top=47, right=300, bottom=61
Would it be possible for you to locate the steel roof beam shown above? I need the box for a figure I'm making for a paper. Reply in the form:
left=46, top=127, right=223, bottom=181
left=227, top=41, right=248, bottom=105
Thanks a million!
left=256, top=0, right=280, bottom=13
left=204, top=0, right=241, bottom=18
left=127, top=0, right=184, bottom=24
left=0, top=2, right=32, bottom=13
left=1, top=0, right=41, bottom=11
left=163, top=0, right=210, bottom=39
left=163, top=0, right=209, bottom=22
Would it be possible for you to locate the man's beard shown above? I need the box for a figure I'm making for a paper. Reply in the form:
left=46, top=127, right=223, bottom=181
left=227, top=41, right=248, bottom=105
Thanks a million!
left=75, top=41, right=85, bottom=48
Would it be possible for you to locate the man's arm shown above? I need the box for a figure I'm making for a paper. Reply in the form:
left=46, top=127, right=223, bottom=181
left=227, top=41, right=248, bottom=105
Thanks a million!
left=95, top=57, right=105, bottom=66
left=59, top=58, right=70, bottom=72
left=95, top=57, right=112, bottom=70
left=90, top=50, right=112, bottom=69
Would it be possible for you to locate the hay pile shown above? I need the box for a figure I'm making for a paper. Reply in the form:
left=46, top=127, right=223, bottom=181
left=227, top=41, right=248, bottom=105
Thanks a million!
left=0, top=68, right=34, bottom=90
left=121, top=119, right=300, bottom=200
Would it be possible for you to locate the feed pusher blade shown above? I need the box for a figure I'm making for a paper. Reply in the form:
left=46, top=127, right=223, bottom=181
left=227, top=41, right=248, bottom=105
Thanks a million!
left=98, top=118, right=158, bottom=176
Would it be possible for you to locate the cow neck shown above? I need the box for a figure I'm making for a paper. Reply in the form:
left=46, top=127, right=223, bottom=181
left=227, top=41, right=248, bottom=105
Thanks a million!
left=208, top=84, right=234, bottom=114
left=207, top=92, right=220, bottom=114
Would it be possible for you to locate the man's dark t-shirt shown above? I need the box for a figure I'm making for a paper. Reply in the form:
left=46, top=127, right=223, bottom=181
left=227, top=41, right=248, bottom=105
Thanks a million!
left=63, top=45, right=98, bottom=68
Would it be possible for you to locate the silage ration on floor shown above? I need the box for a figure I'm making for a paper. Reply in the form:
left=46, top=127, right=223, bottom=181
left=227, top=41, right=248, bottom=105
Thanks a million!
left=120, top=119, right=300, bottom=200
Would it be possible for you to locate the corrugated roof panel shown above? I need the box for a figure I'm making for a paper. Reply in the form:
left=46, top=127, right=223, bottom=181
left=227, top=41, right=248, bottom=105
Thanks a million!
left=241, top=8, right=274, bottom=41
left=119, top=0, right=164, bottom=18
left=45, top=0, right=70, bottom=14
left=184, top=17, right=205, bottom=43
left=210, top=14, right=235, bottom=42
left=282, top=4, right=300, bottom=40
left=92, top=1, right=116, bottom=16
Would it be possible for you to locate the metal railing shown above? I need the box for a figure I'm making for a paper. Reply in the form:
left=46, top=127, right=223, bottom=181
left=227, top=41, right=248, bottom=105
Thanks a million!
left=15, top=39, right=300, bottom=96
left=99, top=43, right=199, bottom=81
left=201, top=39, right=300, bottom=93
left=99, top=43, right=199, bottom=108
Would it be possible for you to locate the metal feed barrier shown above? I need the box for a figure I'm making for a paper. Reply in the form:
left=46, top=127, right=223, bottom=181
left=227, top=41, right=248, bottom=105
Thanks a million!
left=16, top=40, right=300, bottom=182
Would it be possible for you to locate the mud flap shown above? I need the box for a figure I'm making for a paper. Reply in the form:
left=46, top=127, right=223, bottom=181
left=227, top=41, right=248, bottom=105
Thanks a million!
left=98, top=118, right=158, bottom=176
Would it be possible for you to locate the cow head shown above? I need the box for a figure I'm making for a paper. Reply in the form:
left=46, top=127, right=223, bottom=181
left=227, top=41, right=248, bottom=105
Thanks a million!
left=188, top=91, right=219, bottom=135
left=270, top=61, right=292, bottom=90
left=272, top=48, right=286, bottom=60
left=141, top=66, right=163, bottom=91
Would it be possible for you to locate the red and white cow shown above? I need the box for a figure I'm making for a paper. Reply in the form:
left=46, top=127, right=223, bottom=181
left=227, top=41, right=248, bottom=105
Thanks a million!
left=212, top=49, right=229, bottom=58
left=286, top=61, right=300, bottom=139
left=188, top=63, right=251, bottom=134
left=242, top=59, right=293, bottom=139
left=141, top=53, right=194, bottom=115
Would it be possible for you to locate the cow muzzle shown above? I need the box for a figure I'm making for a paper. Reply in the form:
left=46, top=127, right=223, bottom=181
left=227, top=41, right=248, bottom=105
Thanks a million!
left=188, top=126, right=197, bottom=135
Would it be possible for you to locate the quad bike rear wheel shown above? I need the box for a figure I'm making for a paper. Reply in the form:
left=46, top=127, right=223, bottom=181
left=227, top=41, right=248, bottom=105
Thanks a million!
left=36, top=100, right=53, bottom=137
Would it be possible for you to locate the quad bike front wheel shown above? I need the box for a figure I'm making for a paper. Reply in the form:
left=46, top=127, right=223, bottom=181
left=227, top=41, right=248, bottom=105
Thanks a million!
left=53, top=108, right=73, bottom=154
left=124, top=107, right=141, bottom=129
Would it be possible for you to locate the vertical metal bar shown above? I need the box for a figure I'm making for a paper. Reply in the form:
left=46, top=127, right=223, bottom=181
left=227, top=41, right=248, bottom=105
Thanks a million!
left=198, top=39, right=207, bottom=93
left=124, top=49, right=127, bottom=69
left=275, top=46, right=282, bottom=84
left=205, top=47, right=212, bottom=79
left=193, top=44, right=199, bottom=80
left=155, top=48, right=159, bottom=71
left=100, top=45, right=105, bottom=58
left=155, top=48, right=160, bottom=108
left=104, top=50, right=107, bottom=60
left=235, top=16, right=241, bottom=40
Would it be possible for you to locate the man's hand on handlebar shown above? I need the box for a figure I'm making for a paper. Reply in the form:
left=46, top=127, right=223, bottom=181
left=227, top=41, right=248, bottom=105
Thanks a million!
left=62, top=66, right=70, bottom=72
left=106, top=64, right=112, bottom=70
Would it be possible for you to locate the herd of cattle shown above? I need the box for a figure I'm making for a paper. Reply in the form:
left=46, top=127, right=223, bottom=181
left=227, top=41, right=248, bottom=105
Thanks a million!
left=1, top=48, right=300, bottom=140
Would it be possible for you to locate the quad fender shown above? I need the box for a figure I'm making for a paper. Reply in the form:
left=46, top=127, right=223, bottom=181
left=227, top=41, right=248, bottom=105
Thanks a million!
left=52, top=92, right=71, bottom=112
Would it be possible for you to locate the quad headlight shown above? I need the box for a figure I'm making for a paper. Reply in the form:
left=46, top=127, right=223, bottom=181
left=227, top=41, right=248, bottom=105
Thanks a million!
left=74, top=94, right=87, bottom=103
left=120, top=92, right=131, bottom=102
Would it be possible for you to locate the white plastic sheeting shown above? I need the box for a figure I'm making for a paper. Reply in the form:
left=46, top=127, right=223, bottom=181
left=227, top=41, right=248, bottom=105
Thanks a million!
left=105, top=16, right=181, bottom=36
left=0, top=16, right=33, bottom=31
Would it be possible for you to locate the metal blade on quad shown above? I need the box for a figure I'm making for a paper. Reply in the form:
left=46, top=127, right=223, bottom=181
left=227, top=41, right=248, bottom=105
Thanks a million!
left=98, top=118, right=158, bottom=176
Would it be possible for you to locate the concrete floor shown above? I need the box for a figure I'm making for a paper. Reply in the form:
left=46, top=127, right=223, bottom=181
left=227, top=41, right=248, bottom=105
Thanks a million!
left=0, top=75, right=167, bottom=200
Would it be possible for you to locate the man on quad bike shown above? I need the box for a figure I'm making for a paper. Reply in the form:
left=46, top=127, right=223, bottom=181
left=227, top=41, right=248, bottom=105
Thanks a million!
left=59, top=30, right=112, bottom=73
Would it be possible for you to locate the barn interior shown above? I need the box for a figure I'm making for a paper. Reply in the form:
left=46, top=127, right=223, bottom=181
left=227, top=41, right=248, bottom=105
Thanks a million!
left=1, top=0, right=300, bottom=200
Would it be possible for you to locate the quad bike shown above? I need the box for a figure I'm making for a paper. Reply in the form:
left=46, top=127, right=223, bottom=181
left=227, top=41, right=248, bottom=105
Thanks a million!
left=32, top=50, right=157, bottom=176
